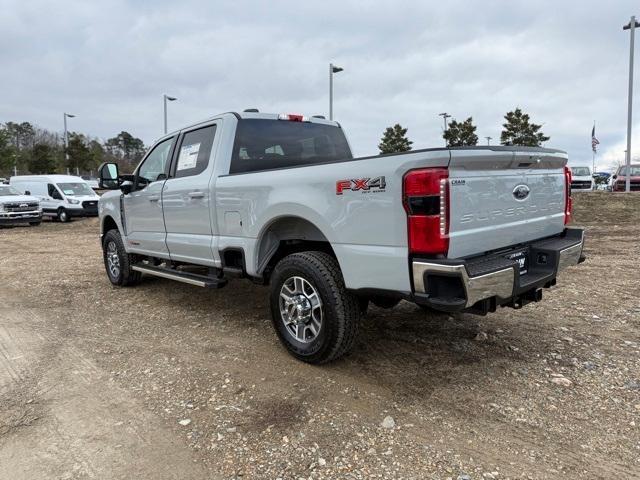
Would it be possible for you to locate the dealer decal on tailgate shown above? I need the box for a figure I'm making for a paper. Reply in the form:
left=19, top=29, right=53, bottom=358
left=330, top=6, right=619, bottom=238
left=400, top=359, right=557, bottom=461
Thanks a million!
left=336, top=176, right=386, bottom=195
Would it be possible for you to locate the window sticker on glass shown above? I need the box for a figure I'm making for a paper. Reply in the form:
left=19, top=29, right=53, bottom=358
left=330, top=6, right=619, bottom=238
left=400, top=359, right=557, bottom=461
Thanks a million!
left=62, top=189, right=75, bottom=195
left=177, top=142, right=201, bottom=171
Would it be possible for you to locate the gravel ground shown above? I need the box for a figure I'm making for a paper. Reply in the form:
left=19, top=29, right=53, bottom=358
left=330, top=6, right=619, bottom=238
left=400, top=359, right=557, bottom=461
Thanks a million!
left=0, top=192, right=639, bottom=479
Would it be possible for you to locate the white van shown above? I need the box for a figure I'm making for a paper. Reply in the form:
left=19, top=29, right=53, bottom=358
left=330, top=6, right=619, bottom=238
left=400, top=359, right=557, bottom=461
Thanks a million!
left=10, top=175, right=100, bottom=222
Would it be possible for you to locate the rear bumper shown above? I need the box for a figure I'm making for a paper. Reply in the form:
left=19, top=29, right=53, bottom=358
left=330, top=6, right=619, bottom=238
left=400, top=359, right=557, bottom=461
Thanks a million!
left=0, top=211, right=42, bottom=225
left=412, top=227, right=585, bottom=313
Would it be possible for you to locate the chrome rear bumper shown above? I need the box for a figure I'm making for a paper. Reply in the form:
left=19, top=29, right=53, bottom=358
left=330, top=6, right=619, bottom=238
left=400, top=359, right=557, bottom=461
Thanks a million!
left=412, top=227, right=585, bottom=312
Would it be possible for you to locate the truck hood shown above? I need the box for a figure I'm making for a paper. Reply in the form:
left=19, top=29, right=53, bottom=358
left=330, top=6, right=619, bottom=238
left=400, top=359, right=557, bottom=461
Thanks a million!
left=0, top=194, right=40, bottom=204
left=69, top=194, right=100, bottom=201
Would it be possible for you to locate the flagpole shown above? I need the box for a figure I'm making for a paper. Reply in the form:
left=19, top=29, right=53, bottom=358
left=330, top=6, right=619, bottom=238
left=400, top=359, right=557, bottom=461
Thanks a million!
left=592, top=121, right=595, bottom=174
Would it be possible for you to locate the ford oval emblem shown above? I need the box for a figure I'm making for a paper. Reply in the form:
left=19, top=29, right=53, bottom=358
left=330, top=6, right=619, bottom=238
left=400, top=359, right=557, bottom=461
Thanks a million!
left=513, top=184, right=530, bottom=201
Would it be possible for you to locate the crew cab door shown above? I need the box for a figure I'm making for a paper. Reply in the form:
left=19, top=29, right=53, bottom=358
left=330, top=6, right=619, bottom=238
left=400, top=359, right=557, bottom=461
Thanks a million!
left=123, top=136, right=175, bottom=256
left=161, top=123, right=219, bottom=266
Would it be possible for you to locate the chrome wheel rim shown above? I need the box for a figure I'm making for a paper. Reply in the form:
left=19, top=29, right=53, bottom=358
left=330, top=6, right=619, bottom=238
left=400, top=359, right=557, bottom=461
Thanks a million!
left=106, top=241, right=120, bottom=278
left=279, top=276, right=323, bottom=343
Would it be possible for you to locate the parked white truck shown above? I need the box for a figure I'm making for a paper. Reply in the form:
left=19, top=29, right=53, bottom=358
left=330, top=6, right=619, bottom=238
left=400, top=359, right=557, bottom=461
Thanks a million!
left=97, top=111, right=585, bottom=363
left=0, top=184, right=42, bottom=226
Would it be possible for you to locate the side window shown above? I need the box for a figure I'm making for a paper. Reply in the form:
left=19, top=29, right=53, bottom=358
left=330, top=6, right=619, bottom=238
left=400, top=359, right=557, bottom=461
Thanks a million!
left=137, top=137, right=174, bottom=187
left=173, top=125, right=217, bottom=179
left=48, top=184, right=62, bottom=200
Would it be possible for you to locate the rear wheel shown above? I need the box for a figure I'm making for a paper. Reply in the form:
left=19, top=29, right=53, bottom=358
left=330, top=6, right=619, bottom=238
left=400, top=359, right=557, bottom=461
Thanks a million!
left=269, top=251, right=360, bottom=364
left=57, top=208, right=70, bottom=223
left=102, top=229, right=141, bottom=286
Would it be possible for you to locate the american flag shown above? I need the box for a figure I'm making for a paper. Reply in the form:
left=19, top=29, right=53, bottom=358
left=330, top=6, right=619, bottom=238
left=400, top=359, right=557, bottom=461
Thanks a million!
left=591, top=124, right=600, bottom=153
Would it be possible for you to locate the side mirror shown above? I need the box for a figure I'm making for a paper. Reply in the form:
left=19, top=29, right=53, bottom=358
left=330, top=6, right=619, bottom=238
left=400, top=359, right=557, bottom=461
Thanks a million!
left=98, top=162, right=120, bottom=189
left=25, top=190, right=31, bottom=195
left=612, top=175, right=617, bottom=180
left=120, top=180, right=133, bottom=195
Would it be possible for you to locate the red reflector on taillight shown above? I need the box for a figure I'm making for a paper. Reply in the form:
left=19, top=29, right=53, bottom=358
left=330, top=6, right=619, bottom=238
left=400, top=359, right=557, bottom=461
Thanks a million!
left=403, top=168, right=449, bottom=255
left=564, top=165, right=572, bottom=225
left=408, top=215, right=449, bottom=254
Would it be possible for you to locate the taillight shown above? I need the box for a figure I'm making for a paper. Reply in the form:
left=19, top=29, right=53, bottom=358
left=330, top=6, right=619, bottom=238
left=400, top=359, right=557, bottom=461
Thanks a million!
left=403, top=168, right=449, bottom=255
left=564, top=165, right=572, bottom=224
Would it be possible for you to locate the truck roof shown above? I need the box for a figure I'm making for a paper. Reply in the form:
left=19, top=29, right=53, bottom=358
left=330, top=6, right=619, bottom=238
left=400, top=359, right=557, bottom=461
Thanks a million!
left=161, top=111, right=340, bottom=139
left=10, top=174, right=88, bottom=183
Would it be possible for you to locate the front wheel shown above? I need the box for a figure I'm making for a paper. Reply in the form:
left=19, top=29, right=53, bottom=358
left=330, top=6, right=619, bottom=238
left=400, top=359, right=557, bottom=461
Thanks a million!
left=102, top=229, right=141, bottom=286
left=269, top=251, right=360, bottom=364
left=57, top=208, right=70, bottom=223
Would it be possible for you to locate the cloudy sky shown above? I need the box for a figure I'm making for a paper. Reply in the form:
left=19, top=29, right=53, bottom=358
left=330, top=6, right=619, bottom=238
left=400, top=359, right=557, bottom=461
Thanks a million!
left=1, top=0, right=638, bottom=170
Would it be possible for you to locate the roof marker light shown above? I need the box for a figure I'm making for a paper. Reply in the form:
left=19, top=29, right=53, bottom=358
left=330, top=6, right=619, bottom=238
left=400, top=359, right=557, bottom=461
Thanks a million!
left=278, top=113, right=308, bottom=122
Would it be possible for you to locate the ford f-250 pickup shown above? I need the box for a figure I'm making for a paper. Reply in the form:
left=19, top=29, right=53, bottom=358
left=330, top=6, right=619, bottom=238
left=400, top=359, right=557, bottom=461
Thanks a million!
left=97, top=111, right=585, bottom=363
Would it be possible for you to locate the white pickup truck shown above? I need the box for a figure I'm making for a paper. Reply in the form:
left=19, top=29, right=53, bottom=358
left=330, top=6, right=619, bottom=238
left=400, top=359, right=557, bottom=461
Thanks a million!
left=97, top=111, right=585, bottom=363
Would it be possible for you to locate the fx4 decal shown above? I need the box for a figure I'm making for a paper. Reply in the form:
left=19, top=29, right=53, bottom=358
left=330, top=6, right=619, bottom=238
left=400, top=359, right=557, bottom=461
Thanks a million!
left=336, top=176, right=386, bottom=195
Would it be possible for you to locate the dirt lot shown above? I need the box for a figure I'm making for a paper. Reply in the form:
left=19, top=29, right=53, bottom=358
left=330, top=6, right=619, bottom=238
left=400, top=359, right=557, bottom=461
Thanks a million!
left=0, top=192, right=638, bottom=480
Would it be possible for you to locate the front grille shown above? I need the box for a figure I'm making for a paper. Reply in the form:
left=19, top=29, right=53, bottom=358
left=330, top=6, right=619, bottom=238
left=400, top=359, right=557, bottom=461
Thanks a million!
left=571, top=181, right=592, bottom=189
left=82, top=201, right=98, bottom=209
left=3, top=202, right=38, bottom=212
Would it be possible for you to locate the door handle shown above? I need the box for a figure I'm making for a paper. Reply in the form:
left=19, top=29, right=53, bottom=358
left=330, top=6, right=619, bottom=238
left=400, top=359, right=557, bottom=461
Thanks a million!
left=148, top=195, right=160, bottom=202
left=188, top=191, right=205, bottom=199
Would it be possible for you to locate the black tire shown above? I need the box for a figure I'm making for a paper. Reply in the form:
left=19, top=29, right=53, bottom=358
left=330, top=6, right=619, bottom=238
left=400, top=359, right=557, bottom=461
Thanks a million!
left=57, top=208, right=70, bottom=223
left=269, top=251, right=360, bottom=364
left=371, top=296, right=401, bottom=309
left=102, top=229, right=141, bottom=286
left=29, top=221, right=41, bottom=226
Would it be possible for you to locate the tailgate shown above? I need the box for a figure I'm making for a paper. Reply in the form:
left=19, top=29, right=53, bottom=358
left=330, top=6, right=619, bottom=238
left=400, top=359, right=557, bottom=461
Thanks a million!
left=447, top=148, right=567, bottom=258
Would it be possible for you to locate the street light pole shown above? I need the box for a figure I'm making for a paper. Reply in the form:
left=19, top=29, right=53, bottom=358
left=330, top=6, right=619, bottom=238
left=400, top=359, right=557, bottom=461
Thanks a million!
left=439, top=112, right=451, bottom=146
left=164, top=94, right=177, bottom=134
left=63, top=112, right=75, bottom=171
left=329, top=63, right=344, bottom=121
left=623, top=16, right=639, bottom=192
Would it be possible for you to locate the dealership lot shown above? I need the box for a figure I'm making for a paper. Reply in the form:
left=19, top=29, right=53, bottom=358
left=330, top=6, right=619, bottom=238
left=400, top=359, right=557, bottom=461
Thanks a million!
left=0, top=193, right=638, bottom=479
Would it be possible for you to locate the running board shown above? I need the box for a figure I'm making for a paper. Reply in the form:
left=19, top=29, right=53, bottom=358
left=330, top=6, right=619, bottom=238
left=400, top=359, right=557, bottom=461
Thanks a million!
left=132, top=264, right=227, bottom=288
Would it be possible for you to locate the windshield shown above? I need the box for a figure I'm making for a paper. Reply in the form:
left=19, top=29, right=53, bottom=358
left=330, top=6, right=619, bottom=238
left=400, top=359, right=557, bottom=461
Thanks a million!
left=0, top=185, right=21, bottom=196
left=57, top=182, right=94, bottom=196
left=618, top=166, right=640, bottom=176
left=571, top=167, right=590, bottom=176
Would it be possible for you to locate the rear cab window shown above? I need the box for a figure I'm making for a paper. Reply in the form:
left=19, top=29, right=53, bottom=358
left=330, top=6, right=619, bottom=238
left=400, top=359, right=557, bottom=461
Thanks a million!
left=230, top=119, right=352, bottom=174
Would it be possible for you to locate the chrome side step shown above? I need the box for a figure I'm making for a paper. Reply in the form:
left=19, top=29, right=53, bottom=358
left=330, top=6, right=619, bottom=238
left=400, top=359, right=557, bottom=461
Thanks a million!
left=132, top=264, right=227, bottom=288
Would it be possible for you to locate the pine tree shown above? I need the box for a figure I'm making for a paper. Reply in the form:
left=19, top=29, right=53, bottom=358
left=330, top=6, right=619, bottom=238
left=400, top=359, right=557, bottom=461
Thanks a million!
left=28, top=143, right=58, bottom=174
left=443, top=117, right=478, bottom=147
left=378, top=124, right=413, bottom=154
left=500, top=108, right=550, bottom=146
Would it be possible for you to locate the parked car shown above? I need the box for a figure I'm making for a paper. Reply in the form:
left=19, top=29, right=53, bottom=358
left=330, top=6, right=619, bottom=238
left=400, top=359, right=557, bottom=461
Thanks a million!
left=10, top=174, right=100, bottom=222
left=569, top=166, right=593, bottom=191
left=0, top=184, right=42, bottom=226
left=611, top=164, right=640, bottom=192
left=0, top=177, right=8, bottom=185
left=97, top=111, right=585, bottom=363
left=81, top=175, right=100, bottom=191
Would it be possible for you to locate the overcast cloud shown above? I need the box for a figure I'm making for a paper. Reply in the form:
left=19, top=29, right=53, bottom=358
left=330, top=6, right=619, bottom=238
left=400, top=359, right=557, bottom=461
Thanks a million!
left=1, top=0, right=638, bottom=170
